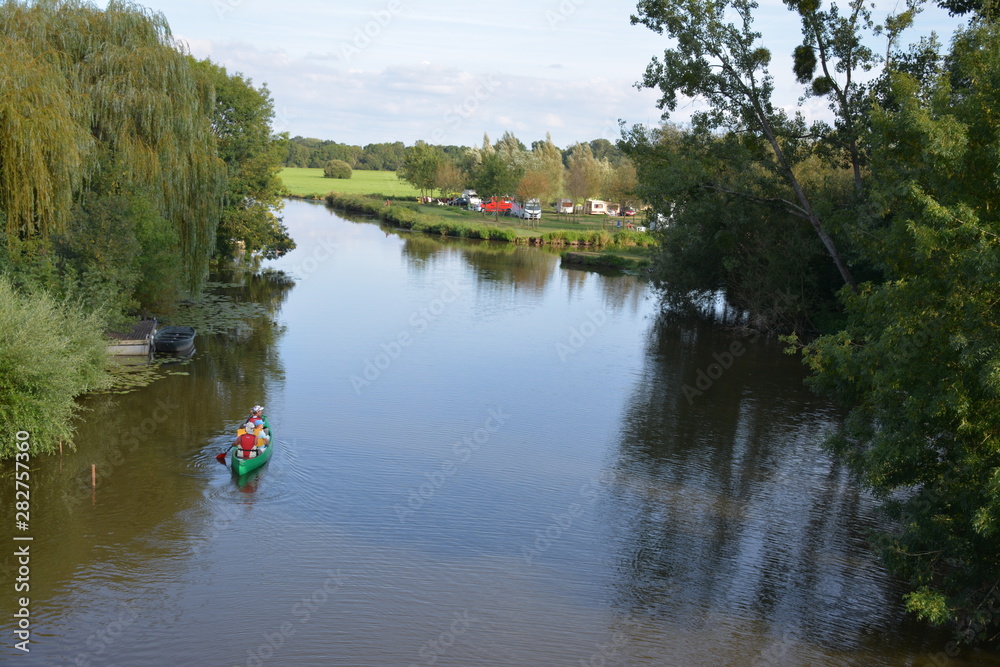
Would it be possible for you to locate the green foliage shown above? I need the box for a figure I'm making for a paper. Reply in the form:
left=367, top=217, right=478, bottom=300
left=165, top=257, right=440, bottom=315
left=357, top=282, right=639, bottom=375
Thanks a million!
left=0, top=0, right=227, bottom=291
left=130, top=195, right=183, bottom=314
left=195, top=58, right=292, bottom=261
left=283, top=137, right=405, bottom=170
left=0, top=276, right=111, bottom=457
left=802, top=21, right=1000, bottom=641
left=398, top=141, right=441, bottom=198
left=323, top=159, right=352, bottom=179
left=621, top=124, right=844, bottom=330
left=631, top=0, right=859, bottom=288
left=0, top=30, right=92, bottom=239
left=474, top=151, right=524, bottom=199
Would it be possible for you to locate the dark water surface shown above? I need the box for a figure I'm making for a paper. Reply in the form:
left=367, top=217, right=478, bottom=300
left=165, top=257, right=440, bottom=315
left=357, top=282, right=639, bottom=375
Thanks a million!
left=2, top=199, right=997, bottom=666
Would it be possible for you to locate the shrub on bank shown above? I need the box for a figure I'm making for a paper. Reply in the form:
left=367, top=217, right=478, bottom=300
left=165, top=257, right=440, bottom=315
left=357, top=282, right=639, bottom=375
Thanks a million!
left=613, top=230, right=656, bottom=248
left=0, top=277, right=111, bottom=457
left=323, top=159, right=352, bottom=179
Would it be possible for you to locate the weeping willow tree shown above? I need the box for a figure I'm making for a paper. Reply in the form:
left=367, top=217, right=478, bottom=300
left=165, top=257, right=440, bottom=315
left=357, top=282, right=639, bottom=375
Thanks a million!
left=0, top=0, right=225, bottom=289
left=0, top=31, right=92, bottom=239
left=0, top=0, right=230, bottom=456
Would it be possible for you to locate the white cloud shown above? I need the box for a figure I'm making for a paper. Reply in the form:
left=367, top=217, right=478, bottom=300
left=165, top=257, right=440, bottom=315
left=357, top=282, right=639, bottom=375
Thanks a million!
left=98, top=0, right=967, bottom=148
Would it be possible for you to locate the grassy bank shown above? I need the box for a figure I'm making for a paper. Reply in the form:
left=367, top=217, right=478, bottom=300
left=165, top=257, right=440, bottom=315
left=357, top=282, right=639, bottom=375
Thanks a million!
left=280, top=168, right=421, bottom=198
left=325, top=193, right=658, bottom=250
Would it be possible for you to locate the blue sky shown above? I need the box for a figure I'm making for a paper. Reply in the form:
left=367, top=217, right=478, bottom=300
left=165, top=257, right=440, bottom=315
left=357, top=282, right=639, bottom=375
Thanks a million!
left=103, top=0, right=961, bottom=148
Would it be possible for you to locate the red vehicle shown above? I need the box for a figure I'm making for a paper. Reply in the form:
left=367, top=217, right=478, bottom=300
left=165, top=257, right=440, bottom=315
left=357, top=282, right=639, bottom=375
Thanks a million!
left=480, top=197, right=513, bottom=213
left=623, top=207, right=636, bottom=216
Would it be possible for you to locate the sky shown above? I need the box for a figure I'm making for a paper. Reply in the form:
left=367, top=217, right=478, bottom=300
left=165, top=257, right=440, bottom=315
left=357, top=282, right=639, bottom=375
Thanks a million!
left=96, top=0, right=963, bottom=149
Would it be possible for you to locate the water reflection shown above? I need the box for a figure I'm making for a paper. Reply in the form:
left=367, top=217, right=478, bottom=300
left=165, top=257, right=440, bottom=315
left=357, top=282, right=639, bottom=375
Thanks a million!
left=0, top=268, right=293, bottom=629
left=603, top=312, right=963, bottom=664
left=7, top=200, right=999, bottom=666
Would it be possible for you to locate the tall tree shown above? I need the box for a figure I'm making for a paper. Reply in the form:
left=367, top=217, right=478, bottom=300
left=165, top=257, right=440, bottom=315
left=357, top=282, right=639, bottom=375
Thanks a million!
left=0, top=0, right=226, bottom=290
left=516, top=171, right=550, bottom=204
left=533, top=133, right=566, bottom=203
left=194, top=59, right=294, bottom=260
left=566, top=142, right=601, bottom=202
left=434, top=160, right=465, bottom=197
left=622, top=122, right=842, bottom=329
left=632, top=0, right=860, bottom=288
left=473, top=151, right=522, bottom=200
left=397, top=141, right=439, bottom=198
left=801, top=21, right=1000, bottom=641
left=0, top=31, right=92, bottom=240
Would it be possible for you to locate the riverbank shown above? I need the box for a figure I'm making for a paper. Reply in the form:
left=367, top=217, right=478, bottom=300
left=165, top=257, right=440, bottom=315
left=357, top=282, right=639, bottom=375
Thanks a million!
left=324, top=193, right=658, bottom=251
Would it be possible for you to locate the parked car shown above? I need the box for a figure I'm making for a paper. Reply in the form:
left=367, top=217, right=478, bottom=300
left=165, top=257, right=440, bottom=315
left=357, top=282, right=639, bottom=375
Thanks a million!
left=623, top=207, right=636, bottom=216
left=481, top=197, right=513, bottom=213
left=451, top=197, right=470, bottom=207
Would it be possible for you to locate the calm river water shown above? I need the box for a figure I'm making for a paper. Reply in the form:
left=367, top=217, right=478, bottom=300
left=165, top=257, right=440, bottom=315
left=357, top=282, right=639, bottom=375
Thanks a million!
left=3, top=199, right=998, bottom=666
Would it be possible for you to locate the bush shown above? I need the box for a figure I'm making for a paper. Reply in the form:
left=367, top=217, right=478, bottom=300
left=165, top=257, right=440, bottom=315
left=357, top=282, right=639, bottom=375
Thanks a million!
left=0, top=277, right=111, bottom=457
left=323, top=159, right=352, bottom=179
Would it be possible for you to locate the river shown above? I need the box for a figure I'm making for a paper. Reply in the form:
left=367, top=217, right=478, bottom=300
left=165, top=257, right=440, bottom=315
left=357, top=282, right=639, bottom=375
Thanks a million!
left=2, top=199, right=997, bottom=666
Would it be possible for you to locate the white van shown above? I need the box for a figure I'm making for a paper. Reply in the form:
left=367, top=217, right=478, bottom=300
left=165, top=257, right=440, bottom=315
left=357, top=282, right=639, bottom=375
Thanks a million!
left=515, top=198, right=541, bottom=220
left=555, top=198, right=574, bottom=214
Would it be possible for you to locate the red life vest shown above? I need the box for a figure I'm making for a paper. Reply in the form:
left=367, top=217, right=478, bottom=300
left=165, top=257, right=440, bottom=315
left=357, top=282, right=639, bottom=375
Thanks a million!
left=238, top=432, right=257, bottom=456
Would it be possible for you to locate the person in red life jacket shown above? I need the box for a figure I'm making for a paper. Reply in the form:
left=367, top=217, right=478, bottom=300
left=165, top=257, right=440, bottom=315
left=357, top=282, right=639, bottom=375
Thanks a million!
left=234, top=421, right=260, bottom=459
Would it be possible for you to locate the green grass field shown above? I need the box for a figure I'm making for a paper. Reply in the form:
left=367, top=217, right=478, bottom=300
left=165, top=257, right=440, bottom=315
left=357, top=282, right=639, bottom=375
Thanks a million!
left=280, top=168, right=422, bottom=198
left=417, top=203, right=627, bottom=236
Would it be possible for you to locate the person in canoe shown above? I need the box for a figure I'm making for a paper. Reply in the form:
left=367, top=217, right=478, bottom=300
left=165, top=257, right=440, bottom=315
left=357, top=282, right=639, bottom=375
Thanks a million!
left=233, top=420, right=269, bottom=459
left=247, top=404, right=270, bottom=431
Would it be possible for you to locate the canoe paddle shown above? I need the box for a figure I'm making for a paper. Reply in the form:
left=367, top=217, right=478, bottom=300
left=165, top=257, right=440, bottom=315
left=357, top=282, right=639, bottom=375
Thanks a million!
left=215, top=447, right=231, bottom=463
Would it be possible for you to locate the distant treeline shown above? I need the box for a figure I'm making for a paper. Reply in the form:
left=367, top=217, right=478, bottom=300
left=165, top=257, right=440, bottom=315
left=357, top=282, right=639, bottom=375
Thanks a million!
left=283, top=135, right=627, bottom=171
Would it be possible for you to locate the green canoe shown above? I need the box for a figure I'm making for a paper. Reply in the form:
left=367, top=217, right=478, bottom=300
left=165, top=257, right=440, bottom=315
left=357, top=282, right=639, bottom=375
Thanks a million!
left=230, top=430, right=273, bottom=475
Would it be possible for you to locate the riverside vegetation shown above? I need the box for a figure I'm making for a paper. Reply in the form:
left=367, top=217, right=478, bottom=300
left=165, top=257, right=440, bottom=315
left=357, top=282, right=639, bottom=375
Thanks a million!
left=2, top=0, right=997, bottom=644
left=0, top=0, right=290, bottom=458
left=324, top=193, right=656, bottom=253
left=624, top=0, right=1000, bottom=644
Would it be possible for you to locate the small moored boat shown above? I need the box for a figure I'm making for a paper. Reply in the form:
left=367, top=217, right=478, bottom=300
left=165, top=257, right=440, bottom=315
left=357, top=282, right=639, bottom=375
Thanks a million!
left=106, top=319, right=157, bottom=356
left=154, top=326, right=195, bottom=354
